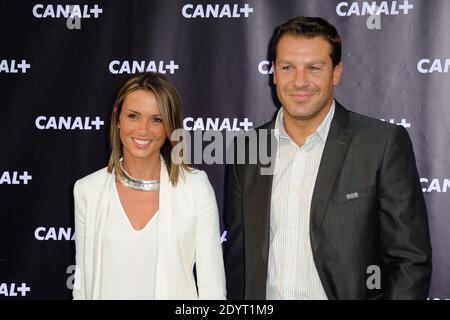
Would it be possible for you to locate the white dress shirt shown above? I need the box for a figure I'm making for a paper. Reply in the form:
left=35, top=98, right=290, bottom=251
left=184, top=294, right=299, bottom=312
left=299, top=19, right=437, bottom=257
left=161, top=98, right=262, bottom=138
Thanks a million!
left=266, top=101, right=335, bottom=300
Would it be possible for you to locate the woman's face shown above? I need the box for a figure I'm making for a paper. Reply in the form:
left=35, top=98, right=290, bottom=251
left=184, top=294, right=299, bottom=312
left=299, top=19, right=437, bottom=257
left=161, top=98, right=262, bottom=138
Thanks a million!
left=118, top=89, right=166, bottom=163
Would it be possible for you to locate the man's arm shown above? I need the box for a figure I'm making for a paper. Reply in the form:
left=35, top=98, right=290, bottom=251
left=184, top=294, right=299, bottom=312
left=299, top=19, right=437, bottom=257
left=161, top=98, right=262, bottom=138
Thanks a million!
left=223, top=161, right=245, bottom=300
left=378, top=125, right=432, bottom=299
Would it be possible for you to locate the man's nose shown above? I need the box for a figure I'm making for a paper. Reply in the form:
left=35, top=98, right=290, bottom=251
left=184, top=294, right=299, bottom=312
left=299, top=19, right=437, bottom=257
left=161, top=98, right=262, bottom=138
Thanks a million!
left=293, top=69, right=310, bottom=88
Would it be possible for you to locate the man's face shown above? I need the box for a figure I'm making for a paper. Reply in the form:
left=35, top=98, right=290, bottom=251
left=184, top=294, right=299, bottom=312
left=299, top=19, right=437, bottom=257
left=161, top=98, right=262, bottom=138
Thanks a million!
left=273, top=35, right=342, bottom=124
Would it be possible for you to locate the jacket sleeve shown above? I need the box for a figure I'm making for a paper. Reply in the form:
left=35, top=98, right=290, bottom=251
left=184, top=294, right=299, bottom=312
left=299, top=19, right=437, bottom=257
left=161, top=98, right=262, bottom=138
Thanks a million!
left=378, top=125, right=432, bottom=299
left=194, top=171, right=227, bottom=299
left=223, top=161, right=245, bottom=300
left=73, top=180, right=86, bottom=300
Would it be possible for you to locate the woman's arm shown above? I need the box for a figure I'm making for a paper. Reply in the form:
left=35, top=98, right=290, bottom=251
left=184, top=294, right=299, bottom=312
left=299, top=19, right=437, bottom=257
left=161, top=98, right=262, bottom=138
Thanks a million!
left=194, top=171, right=227, bottom=299
left=73, top=181, right=86, bottom=300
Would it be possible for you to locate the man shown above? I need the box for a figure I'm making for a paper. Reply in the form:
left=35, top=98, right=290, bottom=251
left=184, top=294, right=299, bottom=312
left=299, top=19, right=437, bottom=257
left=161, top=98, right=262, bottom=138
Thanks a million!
left=224, top=16, right=432, bottom=300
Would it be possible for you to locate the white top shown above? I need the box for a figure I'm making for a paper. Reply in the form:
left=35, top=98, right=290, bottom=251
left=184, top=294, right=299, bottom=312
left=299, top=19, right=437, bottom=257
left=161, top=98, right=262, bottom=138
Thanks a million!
left=266, top=101, right=335, bottom=300
left=100, top=181, right=159, bottom=300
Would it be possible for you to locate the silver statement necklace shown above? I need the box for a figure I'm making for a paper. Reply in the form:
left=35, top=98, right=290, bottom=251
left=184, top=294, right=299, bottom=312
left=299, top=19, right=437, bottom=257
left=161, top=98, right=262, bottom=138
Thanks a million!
left=118, top=160, right=160, bottom=191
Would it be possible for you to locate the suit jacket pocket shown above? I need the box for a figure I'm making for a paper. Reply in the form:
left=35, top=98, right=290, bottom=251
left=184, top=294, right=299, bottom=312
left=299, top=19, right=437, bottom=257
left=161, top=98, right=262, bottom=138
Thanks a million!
left=332, top=185, right=375, bottom=205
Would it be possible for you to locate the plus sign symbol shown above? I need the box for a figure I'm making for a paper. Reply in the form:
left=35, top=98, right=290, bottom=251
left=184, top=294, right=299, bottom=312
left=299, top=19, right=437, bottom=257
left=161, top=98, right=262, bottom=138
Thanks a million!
left=17, top=60, right=31, bottom=73
left=91, top=117, right=104, bottom=130
left=239, top=118, right=253, bottom=131
left=16, top=283, right=31, bottom=296
left=90, top=4, right=103, bottom=18
left=165, top=61, right=179, bottom=74
left=19, top=171, right=32, bottom=185
left=240, top=4, right=254, bottom=17
left=399, top=0, right=413, bottom=14
left=397, top=119, right=411, bottom=128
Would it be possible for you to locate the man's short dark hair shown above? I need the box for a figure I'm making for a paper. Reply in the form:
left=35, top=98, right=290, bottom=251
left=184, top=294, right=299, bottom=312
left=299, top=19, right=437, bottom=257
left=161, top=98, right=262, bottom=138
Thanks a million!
left=271, top=16, right=342, bottom=67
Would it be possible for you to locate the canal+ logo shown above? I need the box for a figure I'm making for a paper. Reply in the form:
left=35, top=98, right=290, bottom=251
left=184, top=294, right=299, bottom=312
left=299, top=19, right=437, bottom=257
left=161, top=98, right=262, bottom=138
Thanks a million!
left=0, top=171, right=32, bottom=185
left=182, top=3, right=253, bottom=18
left=0, top=283, right=31, bottom=297
left=109, top=60, right=179, bottom=75
left=32, top=4, right=102, bottom=19
left=183, top=117, right=253, bottom=131
left=0, top=60, right=30, bottom=74
left=336, top=1, right=413, bottom=16
left=421, top=178, right=450, bottom=193
left=35, top=227, right=75, bottom=241
left=417, top=59, right=450, bottom=74
left=35, top=116, right=104, bottom=130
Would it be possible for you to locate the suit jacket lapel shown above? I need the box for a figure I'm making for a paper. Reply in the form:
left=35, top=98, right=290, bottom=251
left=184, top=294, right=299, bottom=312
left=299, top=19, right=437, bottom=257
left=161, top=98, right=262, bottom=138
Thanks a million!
left=309, top=103, right=353, bottom=300
left=92, top=170, right=114, bottom=299
left=310, top=103, right=353, bottom=233
left=256, top=121, right=277, bottom=267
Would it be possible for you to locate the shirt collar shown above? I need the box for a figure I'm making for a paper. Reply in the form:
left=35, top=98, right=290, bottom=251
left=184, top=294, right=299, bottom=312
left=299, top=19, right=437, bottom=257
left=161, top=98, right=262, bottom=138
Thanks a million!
left=274, top=100, right=336, bottom=143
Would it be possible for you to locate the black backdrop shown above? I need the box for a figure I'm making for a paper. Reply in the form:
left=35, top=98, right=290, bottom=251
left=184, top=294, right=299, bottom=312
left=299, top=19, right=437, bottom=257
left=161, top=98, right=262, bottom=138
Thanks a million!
left=1, top=0, right=449, bottom=299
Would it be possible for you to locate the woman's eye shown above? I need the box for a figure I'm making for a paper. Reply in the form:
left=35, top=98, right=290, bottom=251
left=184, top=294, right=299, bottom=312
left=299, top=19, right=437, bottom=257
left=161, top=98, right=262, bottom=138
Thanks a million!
left=153, top=117, right=163, bottom=123
left=128, top=113, right=138, bottom=119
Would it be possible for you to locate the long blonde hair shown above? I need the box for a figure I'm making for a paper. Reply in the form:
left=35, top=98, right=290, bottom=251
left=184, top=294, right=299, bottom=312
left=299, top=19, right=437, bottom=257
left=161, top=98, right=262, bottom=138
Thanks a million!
left=107, top=72, right=189, bottom=185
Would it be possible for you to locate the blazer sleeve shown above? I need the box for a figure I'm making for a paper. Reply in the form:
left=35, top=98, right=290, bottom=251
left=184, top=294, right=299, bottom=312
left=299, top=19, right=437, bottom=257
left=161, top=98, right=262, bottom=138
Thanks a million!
left=223, top=161, right=245, bottom=300
left=73, top=180, right=86, bottom=300
left=194, top=171, right=227, bottom=299
left=378, top=125, right=432, bottom=299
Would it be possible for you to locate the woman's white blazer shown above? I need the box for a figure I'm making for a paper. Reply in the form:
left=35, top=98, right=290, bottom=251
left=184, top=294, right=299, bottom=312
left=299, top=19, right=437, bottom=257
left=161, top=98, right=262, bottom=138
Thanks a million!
left=72, top=161, right=226, bottom=299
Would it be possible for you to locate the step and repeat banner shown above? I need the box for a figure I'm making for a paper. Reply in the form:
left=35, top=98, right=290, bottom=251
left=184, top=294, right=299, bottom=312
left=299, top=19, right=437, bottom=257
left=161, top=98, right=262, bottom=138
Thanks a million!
left=0, top=0, right=449, bottom=299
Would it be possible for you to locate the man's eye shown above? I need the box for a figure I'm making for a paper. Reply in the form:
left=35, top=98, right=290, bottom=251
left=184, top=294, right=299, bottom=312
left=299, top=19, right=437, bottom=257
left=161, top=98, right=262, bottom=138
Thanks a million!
left=308, top=66, right=321, bottom=71
left=281, top=65, right=292, bottom=71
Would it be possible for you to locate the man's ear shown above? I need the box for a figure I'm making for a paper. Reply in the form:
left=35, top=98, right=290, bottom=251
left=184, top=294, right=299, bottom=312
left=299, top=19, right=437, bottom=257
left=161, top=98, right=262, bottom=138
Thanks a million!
left=332, top=63, right=343, bottom=86
left=272, top=61, right=277, bottom=85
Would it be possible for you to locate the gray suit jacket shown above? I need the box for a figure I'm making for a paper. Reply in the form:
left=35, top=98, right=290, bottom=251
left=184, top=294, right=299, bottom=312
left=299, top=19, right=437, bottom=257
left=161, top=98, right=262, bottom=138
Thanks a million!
left=224, top=102, right=432, bottom=300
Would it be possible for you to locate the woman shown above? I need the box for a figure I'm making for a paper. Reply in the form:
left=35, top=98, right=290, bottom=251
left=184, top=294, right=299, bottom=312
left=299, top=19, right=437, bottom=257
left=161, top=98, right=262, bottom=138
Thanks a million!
left=73, top=72, right=226, bottom=299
